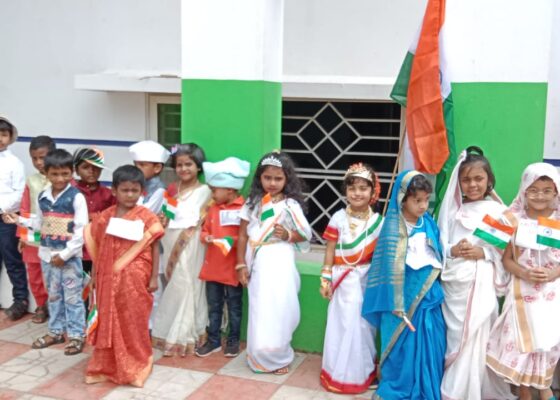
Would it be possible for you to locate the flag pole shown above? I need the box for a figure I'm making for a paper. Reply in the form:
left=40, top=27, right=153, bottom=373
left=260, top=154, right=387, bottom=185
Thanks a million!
left=383, top=112, right=407, bottom=215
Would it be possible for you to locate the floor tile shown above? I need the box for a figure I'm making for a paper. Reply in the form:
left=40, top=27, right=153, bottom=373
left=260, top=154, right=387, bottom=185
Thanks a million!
left=283, top=354, right=323, bottom=391
left=0, top=320, right=48, bottom=346
left=270, top=386, right=368, bottom=400
left=187, top=375, right=279, bottom=400
left=0, top=348, right=87, bottom=392
left=155, top=352, right=232, bottom=374
left=0, top=314, right=33, bottom=332
left=101, top=365, right=212, bottom=400
left=218, top=351, right=305, bottom=385
left=0, top=341, right=32, bottom=365
left=0, top=388, right=23, bottom=400
left=32, top=358, right=116, bottom=400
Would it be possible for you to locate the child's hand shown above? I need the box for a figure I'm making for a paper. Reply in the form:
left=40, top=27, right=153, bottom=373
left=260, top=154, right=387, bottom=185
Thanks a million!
left=461, top=245, right=485, bottom=260
left=2, top=213, right=18, bottom=224
left=205, top=235, right=215, bottom=244
left=17, top=240, right=25, bottom=253
left=148, top=276, right=159, bottom=292
left=51, top=255, right=65, bottom=267
left=451, top=239, right=475, bottom=259
left=523, top=268, right=550, bottom=284
left=158, top=213, right=169, bottom=228
left=273, top=224, right=289, bottom=241
left=237, top=267, right=249, bottom=287
left=319, top=281, right=332, bottom=300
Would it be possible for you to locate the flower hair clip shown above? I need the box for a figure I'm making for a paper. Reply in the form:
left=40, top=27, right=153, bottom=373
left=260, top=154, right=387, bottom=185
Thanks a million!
left=170, top=144, right=179, bottom=155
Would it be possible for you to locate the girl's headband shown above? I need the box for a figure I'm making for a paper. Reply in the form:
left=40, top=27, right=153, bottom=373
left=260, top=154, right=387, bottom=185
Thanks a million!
left=261, top=155, right=282, bottom=168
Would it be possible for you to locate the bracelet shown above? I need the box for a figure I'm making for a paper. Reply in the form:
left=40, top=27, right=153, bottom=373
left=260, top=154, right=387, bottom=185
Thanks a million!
left=235, top=264, right=248, bottom=270
left=286, top=230, right=293, bottom=243
left=320, top=277, right=331, bottom=289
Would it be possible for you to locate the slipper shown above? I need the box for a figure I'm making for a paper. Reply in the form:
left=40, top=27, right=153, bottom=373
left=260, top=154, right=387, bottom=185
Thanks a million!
left=32, top=334, right=64, bottom=349
left=273, top=367, right=289, bottom=375
left=64, top=338, right=84, bottom=356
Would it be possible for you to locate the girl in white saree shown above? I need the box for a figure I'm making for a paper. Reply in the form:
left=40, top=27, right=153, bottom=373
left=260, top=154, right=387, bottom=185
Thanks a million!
left=487, top=163, right=560, bottom=400
left=236, top=152, right=311, bottom=375
left=438, top=147, right=514, bottom=400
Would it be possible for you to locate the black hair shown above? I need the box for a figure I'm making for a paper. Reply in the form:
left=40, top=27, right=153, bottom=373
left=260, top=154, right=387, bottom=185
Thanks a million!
left=247, top=151, right=307, bottom=210
left=73, top=147, right=98, bottom=168
left=170, top=143, right=206, bottom=172
left=112, top=165, right=145, bottom=189
left=29, top=135, right=56, bottom=152
left=402, top=174, right=433, bottom=202
left=0, top=120, right=14, bottom=136
left=44, top=149, right=74, bottom=172
left=341, top=163, right=376, bottom=192
left=458, top=146, right=496, bottom=197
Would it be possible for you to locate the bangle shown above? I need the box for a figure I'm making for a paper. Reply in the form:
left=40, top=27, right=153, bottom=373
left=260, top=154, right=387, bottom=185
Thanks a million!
left=235, top=264, right=247, bottom=270
left=286, top=230, right=293, bottom=243
left=320, top=277, right=331, bottom=289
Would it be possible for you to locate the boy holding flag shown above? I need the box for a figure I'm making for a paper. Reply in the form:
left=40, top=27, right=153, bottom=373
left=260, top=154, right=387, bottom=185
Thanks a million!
left=196, top=157, right=250, bottom=358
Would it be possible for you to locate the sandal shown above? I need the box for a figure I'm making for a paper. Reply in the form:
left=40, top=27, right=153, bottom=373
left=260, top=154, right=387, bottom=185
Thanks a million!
left=273, top=367, right=289, bottom=375
left=32, top=334, right=65, bottom=349
left=64, top=338, right=84, bottom=356
left=32, top=305, right=49, bottom=324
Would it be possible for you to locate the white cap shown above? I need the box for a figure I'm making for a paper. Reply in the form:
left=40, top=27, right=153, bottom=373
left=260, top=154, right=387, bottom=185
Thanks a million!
left=129, top=140, right=170, bottom=164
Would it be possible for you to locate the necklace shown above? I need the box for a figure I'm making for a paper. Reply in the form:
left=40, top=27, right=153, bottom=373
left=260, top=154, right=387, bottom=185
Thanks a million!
left=177, top=180, right=199, bottom=197
left=346, top=206, right=371, bottom=221
left=404, top=216, right=424, bottom=230
left=340, top=209, right=371, bottom=266
left=271, top=193, right=284, bottom=203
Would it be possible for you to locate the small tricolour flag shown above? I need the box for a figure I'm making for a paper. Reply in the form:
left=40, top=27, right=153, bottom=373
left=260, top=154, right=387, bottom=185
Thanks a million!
left=162, top=191, right=178, bottom=220
left=473, top=214, right=515, bottom=250
left=212, top=236, right=234, bottom=256
left=86, top=305, right=98, bottom=337
left=17, top=226, right=41, bottom=244
left=537, top=217, right=560, bottom=249
left=260, top=193, right=274, bottom=222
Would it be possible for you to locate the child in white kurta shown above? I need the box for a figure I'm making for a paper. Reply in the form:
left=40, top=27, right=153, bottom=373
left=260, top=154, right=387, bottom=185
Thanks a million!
left=319, top=163, right=383, bottom=393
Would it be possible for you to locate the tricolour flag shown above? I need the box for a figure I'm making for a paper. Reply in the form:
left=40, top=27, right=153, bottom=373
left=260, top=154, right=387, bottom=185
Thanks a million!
left=17, top=226, right=41, bottom=244
left=537, top=217, right=560, bottom=249
left=260, top=193, right=274, bottom=222
left=212, top=236, right=234, bottom=256
left=162, top=191, right=178, bottom=220
left=86, top=304, right=98, bottom=337
left=473, top=214, right=515, bottom=250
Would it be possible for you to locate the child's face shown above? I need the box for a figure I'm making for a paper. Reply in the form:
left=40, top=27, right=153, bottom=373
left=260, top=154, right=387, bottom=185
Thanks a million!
left=30, top=147, right=50, bottom=175
left=210, top=186, right=235, bottom=205
left=525, top=178, right=557, bottom=213
left=76, top=162, right=102, bottom=185
left=134, top=161, right=162, bottom=180
left=46, top=166, right=73, bottom=193
left=346, top=178, right=373, bottom=211
left=175, top=154, right=199, bottom=185
left=459, top=162, right=489, bottom=202
left=112, top=181, right=143, bottom=209
left=260, top=166, right=286, bottom=196
left=401, top=190, right=430, bottom=222
left=0, top=130, right=11, bottom=151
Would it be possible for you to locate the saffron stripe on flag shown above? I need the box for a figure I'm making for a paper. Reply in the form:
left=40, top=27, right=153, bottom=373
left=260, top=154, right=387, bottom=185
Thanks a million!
left=537, top=217, right=560, bottom=249
left=482, top=214, right=515, bottom=236
left=537, top=217, right=560, bottom=230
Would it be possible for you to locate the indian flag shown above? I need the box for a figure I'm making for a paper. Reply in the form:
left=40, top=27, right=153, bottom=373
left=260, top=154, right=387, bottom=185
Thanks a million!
left=213, top=236, right=234, bottom=256
left=393, top=0, right=555, bottom=205
left=17, top=226, right=41, bottom=244
left=86, top=304, right=98, bottom=337
left=473, top=214, right=515, bottom=250
left=162, top=191, right=178, bottom=220
left=537, top=217, right=560, bottom=249
left=260, top=193, right=274, bottom=222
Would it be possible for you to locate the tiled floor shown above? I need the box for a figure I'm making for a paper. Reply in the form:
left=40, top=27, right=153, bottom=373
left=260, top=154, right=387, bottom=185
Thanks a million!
left=0, top=313, right=374, bottom=400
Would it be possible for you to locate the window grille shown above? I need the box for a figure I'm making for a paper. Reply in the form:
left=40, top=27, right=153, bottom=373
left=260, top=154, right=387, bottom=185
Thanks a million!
left=282, top=100, right=402, bottom=245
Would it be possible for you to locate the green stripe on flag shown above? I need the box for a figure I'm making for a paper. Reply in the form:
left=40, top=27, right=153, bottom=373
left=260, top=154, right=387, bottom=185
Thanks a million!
left=537, top=235, right=560, bottom=249
left=390, top=52, right=414, bottom=106
left=473, top=228, right=508, bottom=249
left=260, top=208, right=274, bottom=221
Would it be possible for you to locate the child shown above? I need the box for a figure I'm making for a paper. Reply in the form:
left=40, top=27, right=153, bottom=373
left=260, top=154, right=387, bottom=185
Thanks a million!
left=73, top=148, right=115, bottom=298
left=487, top=163, right=560, bottom=400
left=129, top=140, right=170, bottom=214
left=18, top=136, right=56, bottom=323
left=438, top=147, right=514, bottom=400
left=195, top=157, right=250, bottom=358
left=5, top=149, right=88, bottom=355
left=237, top=151, right=312, bottom=375
left=152, top=143, right=212, bottom=356
left=0, top=116, right=29, bottom=320
left=84, top=165, right=164, bottom=387
left=319, top=163, right=383, bottom=393
left=362, top=171, right=446, bottom=400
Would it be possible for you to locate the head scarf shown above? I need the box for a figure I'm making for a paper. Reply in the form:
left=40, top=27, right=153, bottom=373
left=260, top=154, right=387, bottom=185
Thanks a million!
left=509, top=163, right=560, bottom=214
left=362, top=170, right=442, bottom=327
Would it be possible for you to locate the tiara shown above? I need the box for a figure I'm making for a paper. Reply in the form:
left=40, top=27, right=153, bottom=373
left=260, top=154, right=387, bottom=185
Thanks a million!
left=261, top=155, right=282, bottom=168
left=345, top=163, right=373, bottom=183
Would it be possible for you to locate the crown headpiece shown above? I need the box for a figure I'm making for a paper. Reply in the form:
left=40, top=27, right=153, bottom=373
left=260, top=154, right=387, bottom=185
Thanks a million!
left=261, top=155, right=282, bottom=168
left=345, top=163, right=373, bottom=183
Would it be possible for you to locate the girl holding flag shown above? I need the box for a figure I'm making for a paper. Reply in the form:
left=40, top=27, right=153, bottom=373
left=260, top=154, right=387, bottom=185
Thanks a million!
left=236, top=151, right=311, bottom=375
left=487, top=163, right=560, bottom=400
left=437, top=147, right=514, bottom=400
left=319, top=163, right=383, bottom=394
left=152, top=144, right=212, bottom=357
left=362, top=170, right=446, bottom=400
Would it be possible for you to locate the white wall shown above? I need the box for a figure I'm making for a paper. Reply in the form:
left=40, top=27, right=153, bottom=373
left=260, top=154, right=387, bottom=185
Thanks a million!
left=544, top=0, right=560, bottom=162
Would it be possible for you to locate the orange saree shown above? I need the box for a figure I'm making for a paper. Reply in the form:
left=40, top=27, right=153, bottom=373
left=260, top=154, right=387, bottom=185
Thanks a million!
left=84, top=205, right=164, bottom=387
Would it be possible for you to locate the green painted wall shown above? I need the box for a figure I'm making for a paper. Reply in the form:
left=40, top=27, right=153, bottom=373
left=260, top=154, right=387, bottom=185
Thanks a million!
left=181, top=79, right=282, bottom=184
left=452, top=82, right=548, bottom=203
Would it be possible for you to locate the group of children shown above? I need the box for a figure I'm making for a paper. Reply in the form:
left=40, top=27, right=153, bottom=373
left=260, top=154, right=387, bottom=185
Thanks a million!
left=1, top=114, right=560, bottom=398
